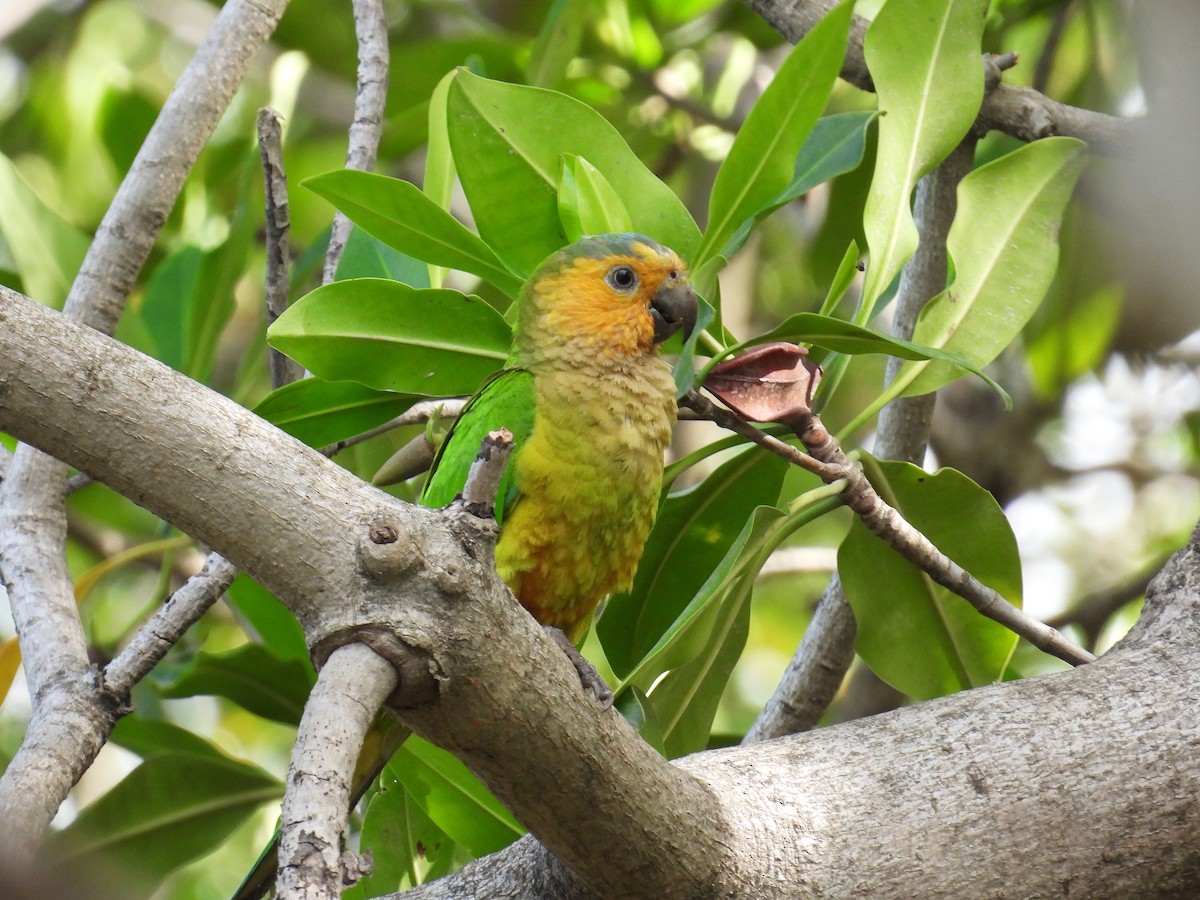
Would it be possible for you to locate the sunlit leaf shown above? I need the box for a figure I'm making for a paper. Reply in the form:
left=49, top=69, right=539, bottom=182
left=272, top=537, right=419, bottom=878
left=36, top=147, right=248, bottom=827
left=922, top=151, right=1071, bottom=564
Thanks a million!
left=897, top=137, right=1088, bottom=397
left=447, top=69, right=699, bottom=275
left=268, top=278, right=510, bottom=396
left=697, top=2, right=852, bottom=266
left=860, top=0, right=989, bottom=310
left=0, top=152, right=90, bottom=308
left=304, top=170, right=523, bottom=298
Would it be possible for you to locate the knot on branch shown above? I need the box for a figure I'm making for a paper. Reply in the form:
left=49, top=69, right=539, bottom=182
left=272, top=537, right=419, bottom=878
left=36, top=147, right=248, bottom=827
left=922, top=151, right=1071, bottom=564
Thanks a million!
left=357, top=512, right=418, bottom=579
left=310, top=627, right=440, bottom=708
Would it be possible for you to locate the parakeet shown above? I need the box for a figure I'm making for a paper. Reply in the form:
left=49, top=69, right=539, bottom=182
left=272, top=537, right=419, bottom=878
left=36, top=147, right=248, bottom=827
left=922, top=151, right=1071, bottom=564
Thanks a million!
left=422, top=232, right=696, bottom=641
left=234, top=233, right=694, bottom=900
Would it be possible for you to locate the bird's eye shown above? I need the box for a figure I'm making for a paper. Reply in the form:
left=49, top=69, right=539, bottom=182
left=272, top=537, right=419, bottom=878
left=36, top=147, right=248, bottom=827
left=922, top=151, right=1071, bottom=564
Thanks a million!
left=605, top=265, right=638, bottom=292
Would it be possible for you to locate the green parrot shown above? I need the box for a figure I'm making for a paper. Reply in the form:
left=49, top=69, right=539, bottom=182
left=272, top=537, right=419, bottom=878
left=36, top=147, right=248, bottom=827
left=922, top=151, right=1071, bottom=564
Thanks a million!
left=235, top=232, right=695, bottom=898
left=421, top=231, right=696, bottom=640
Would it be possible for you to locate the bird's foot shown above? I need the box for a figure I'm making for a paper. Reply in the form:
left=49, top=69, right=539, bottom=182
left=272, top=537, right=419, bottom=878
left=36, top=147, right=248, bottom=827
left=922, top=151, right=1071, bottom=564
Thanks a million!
left=542, top=625, right=614, bottom=710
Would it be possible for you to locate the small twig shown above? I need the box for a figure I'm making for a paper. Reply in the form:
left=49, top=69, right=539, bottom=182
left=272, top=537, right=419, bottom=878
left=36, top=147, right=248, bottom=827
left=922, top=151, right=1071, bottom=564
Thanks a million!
left=460, top=430, right=514, bottom=518
left=322, top=0, right=389, bottom=284
left=257, top=107, right=303, bottom=389
left=680, top=391, right=843, bottom=482
left=795, top=414, right=1095, bottom=668
left=103, top=553, right=238, bottom=699
left=320, top=397, right=468, bottom=457
left=687, top=391, right=1094, bottom=668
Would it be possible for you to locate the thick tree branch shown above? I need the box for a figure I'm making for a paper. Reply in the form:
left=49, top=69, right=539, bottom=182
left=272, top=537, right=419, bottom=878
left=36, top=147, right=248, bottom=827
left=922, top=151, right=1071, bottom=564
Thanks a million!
left=0, top=286, right=1195, bottom=897
left=743, top=0, right=1132, bottom=151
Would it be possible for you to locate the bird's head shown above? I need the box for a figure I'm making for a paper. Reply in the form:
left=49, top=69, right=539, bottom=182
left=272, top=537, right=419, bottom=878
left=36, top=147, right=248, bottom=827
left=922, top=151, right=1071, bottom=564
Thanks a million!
left=515, top=233, right=697, bottom=364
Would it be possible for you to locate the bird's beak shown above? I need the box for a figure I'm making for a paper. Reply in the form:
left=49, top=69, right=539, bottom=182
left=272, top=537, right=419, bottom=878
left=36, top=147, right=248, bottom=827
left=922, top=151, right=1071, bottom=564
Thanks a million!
left=650, top=278, right=698, bottom=345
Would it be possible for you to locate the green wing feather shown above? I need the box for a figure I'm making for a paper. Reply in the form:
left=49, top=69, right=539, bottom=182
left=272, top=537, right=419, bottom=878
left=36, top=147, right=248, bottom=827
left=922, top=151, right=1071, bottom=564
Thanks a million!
left=420, top=369, right=535, bottom=524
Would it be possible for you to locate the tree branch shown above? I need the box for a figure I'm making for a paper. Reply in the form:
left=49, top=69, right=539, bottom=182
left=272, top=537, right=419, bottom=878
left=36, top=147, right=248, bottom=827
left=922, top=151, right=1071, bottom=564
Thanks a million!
left=323, top=0, right=389, bottom=283
left=277, top=643, right=397, bottom=899
left=0, top=1, right=293, bottom=861
left=682, top=391, right=1093, bottom=668
left=743, top=0, right=1132, bottom=151
left=258, top=106, right=304, bottom=389
left=0, top=285, right=1194, bottom=897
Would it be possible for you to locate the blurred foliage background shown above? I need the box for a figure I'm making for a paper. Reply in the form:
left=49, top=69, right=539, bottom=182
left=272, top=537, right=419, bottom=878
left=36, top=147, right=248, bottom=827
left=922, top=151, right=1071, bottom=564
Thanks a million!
left=1, top=0, right=1196, bottom=896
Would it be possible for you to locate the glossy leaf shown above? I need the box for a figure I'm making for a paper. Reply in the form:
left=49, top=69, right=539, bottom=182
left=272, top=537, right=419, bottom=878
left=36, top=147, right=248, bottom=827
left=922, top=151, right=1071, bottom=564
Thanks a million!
left=304, top=170, right=523, bottom=298
left=708, top=311, right=1006, bottom=398
left=698, top=2, right=852, bottom=266
left=817, top=239, right=862, bottom=318
left=599, top=447, right=787, bottom=676
left=350, top=771, right=458, bottom=896
left=719, top=111, right=877, bottom=261
left=839, top=459, right=1021, bottom=699
left=860, top=0, right=989, bottom=310
left=0, top=152, right=89, bottom=309
left=423, top=69, right=457, bottom=289
left=447, top=69, right=700, bottom=275
left=40, top=753, right=281, bottom=899
left=336, top=225, right=431, bottom=287
left=558, top=154, right=633, bottom=241
left=157, top=643, right=314, bottom=725
left=255, top=378, right=417, bottom=448
left=898, top=137, right=1088, bottom=397
left=268, top=278, right=510, bottom=396
left=387, top=736, right=524, bottom=857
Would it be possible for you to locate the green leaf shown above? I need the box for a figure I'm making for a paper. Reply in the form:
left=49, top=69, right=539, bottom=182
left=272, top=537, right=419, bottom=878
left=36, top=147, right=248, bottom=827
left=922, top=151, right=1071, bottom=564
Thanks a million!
left=705, top=311, right=1006, bottom=399
left=387, top=737, right=524, bottom=857
left=268, top=278, right=510, bottom=396
left=186, top=200, right=255, bottom=383
left=424, top=69, right=458, bottom=289
left=109, top=716, right=237, bottom=763
left=615, top=686, right=667, bottom=756
left=254, top=378, right=417, bottom=448
left=40, top=754, right=282, bottom=899
left=527, top=0, right=590, bottom=89
left=139, top=246, right=203, bottom=372
left=599, top=447, right=787, bottom=677
left=350, top=771, right=458, bottom=896
left=447, top=69, right=700, bottom=275
left=897, top=137, right=1088, bottom=397
left=336, top=225, right=431, bottom=287
left=860, top=0, right=989, bottom=310
left=157, top=643, right=315, bottom=725
left=1026, top=281, right=1122, bottom=399
left=697, top=2, right=853, bottom=267
left=839, top=458, right=1020, bottom=699
left=817, top=239, right=862, bottom=318
left=718, top=111, right=877, bottom=262
left=304, top=170, right=523, bottom=298
left=224, top=575, right=310, bottom=665
left=558, top=154, right=634, bottom=241
left=0, top=152, right=90, bottom=309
